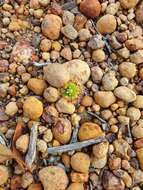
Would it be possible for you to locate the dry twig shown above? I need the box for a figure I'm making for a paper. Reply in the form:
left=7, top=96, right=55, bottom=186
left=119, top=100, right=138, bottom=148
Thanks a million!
left=47, top=136, right=106, bottom=155
left=87, top=111, right=109, bottom=131
left=33, top=61, right=50, bottom=67
left=25, top=122, right=38, bottom=168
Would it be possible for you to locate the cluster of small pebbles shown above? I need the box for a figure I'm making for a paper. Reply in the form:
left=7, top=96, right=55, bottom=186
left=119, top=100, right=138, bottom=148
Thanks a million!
left=0, top=0, right=143, bottom=189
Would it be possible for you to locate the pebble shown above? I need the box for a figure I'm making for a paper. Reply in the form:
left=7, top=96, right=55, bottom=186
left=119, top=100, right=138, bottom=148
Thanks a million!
left=27, top=184, right=42, bottom=190
left=39, top=166, right=69, bottom=190
left=92, top=49, right=105, bottom=62
left=39, top=0, right=50, bottom=7
left=81, top=96, right=93, bottom=107
left=40, top=39, right=51, bottom=52
left=91, top=66, right=103, bottom=83
left=0, top=83, right=9, bottom=98
left=43, top=63, right=70, bottom=87
left=96, top=14, right=117, bottom=34
left=43, top=129, right=53, bottom=143
left=73, top=14, right=87, bottom=31
left=108, top=157, right=121, bottom=170
left=113, top=139, right=131, bottom=160
left=71, top=152, right=90, bottom=173
left=119, top=62, right=136, bottom=79
left=5, top=102, right=18, bottom=116
left=120, top=0, right=138, bottom=9
left=94, top=91, right=116, bottom=108
left=33, top=9, right=43, bottom=18
left=106, top=3, right=119, bottom=15
left=78, top=29, right=91, bottom=41
left=102, top=71, right=118, bottom=91
left=41, top=14, right=62, bottom=40
left=118, top=116, right=130, bottom=125
left=70, top=172, right=88, bottom=183
left=130, top=50, right=143, bottom=64
left=139, top=68, right=143, bottom=79
left=56, top=98, right=75, bottom=114
left=52, top=118, right=72, bottom=144
left=125, top=39, right=143, bottom=52
left=88, top=35, right=105, bottom=50
left=102, top=170, right=125, bottom=190
left=136, top=2, right=143, bottom=26
left=27, top=78, right=47, bottom=95
left=92, top=141, right=109, bottom=158
left=67, top=183, right=84, bottom=190
left=62, top=11, right=75, bottom=25
left=79, top=0, right=101, bottom=18
left=42, top=52, right=50, bottom=60
left=132, top=169, right=143, bottom=184
left=10, top=40, right=35, bottom=64
left=66, top=59, right=90, bottom=84
left=91, top=155, right=107, bottom=168
left=117, top=47, right=130, bottom=59
left=136, top=148, right=143, bottom=170
left=132, top=125, right=143, bottom=139
left=0, top=165, right=9, bottom=185
left=61, top=24, right=78, bottom=40
left=43, top=87, right=59, bottom=102
left=30, top=0, right=40, bottom=9
left=78, top=122, right=103, bottom=141
left=2, top=17, right=10, bottom=26
left=52, top=41, right=61, bottom=51
left=133, top=95, right=143, bottom=108
left=23, top=96, right=43, bottom=120
left=16, top=134, right=29, bottom=153
left=37, top=139, right=47, bottom=153
left=22, top=172, right=33, bottom=188
left=60, top=47, right=72, bottom=60
left=114, top=86, right=136, bottom=103
left=127, top=107, right=141, bottom=121
left=113, top=169, right=132, bottom=187
left=134, top=139, right=143, bottom=149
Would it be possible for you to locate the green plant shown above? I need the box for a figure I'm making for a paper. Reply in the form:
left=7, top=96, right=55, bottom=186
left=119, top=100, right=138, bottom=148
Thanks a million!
left=62, top=82, right=81, bottom=101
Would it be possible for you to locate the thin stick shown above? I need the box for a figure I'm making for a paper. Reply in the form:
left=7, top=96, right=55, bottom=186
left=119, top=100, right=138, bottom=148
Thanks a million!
left=87, top=111, right=109, bottom=131
left=87, top=111, right=106, bottom=123
left=47, top=136, right=106, bottom=154
left=70, top=124, right=80, bottom=143
left=0, top=136, right=6, bottom=145
left=127, top=124, right=132, bottom=138
left=33, top=62, right=49, bottom=67
left=25, top=122, right=38, bottom=168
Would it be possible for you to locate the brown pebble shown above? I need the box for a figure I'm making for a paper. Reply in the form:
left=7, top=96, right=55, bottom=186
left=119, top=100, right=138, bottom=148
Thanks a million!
left=80, top=0, right=101, bottom=18
left=81, top=96, right=93, bottom=107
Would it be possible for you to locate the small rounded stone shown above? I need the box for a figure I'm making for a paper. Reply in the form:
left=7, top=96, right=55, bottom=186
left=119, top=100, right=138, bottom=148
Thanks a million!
left=71, top=152, right=90, bottom=173
left=23, top=96, right=43, bottom=120
left=96, top=14, right=117, bottom=34
left=40, top=39, right=51, bottom=52
left=0, top=165, right=9, bottom=185
left=92, top=49, right=105, bottom=62
left=5, top=102, right=18, bottom=116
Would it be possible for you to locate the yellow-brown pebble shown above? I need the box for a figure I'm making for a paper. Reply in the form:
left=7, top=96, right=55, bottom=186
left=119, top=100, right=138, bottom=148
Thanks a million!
left=0, top=165, right=9, bottom=185
left=23, top=96, right=43, bottom=120
left=78, top=122, right=103, bottom=141
left=27, top=78, right=47, bottom=95
left=40, top=38, right=51, bottom=52
left=66, top=183, right=84, bottom=190
left=96, top=14, right=117, bottom=34
left=92, top=49, right=105, bottom=62
left=71, top=152, right=90, bottom=173
left=81, top=95, right=93, bottom=107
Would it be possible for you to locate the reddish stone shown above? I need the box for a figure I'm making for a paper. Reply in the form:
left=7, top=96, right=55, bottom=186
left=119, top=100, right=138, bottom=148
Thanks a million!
left=0, top=41, right=7, bottom=50
left=0, top=60, right=9, bottom=72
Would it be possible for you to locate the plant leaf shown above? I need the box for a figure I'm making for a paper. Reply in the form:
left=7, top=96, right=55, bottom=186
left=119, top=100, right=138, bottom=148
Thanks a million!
left=12, top=122, right=28, bottom=171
